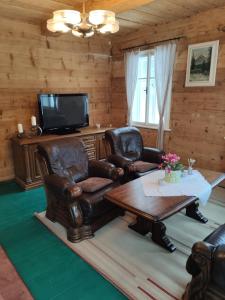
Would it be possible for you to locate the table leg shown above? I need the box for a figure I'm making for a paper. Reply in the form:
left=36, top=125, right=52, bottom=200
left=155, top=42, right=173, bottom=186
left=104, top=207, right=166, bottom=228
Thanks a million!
left=186, top=202, right=208, bottom=223
left=129, top=217, right=176, bottom=252
left=128, top=216, right=151, bottom=235
left=152, top=222, right=176, bottom=253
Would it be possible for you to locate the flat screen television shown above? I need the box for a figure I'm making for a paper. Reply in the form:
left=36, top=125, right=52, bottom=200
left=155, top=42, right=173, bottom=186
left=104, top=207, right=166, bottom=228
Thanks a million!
left=38, top=93, right=89, bottom=134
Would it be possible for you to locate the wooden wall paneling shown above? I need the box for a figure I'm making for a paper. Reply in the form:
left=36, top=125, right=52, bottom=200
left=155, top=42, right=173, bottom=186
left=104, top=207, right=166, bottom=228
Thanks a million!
left=111, top=5, right=225, bottom=172
left=0, top=16, right=112, bottom=181
left=1, top=2, right=225, bottom=180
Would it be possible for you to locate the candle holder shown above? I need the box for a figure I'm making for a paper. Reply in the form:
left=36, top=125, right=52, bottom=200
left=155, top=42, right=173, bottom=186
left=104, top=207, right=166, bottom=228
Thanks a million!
left=17, top=131, right=26, bottom=139
left=28, top=125, right=42, bottom=137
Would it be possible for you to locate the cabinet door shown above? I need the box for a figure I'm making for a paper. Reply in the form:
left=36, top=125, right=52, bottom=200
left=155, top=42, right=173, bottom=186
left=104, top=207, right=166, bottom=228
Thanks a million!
left=97, top=134, right=107, bottom=160
left=82, top=135, right=96, bottom=160
left=28, top=144, right=42, bottom=181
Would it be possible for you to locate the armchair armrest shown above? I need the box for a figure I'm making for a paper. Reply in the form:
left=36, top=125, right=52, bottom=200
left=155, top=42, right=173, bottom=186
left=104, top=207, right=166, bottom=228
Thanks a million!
left=142, top=147, right=165, bottom=164
left=212, top=244, right=225, bottom=290
left=107, top=154, right=136, bottom=172
left=184, top=241, right=218, bottom=300
left=186, top=241, right=214, bottom=276
left=44, top=174, right=82, bottom=201
left=185, top=241, right=225, bottom=298
left=88, top=160, right=124, bottom=180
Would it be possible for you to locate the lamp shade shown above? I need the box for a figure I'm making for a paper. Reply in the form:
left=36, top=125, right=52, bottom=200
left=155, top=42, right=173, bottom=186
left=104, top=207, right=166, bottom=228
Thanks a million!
left=71, top=30, right=83, bottom=37
left=84, top=31, right=95, bottom=38
left=53, top=10, right=81, bottom=25
left=89, top=10, right=115, bottom=25
left=47, top=19, right=70, bottom=32
left=99, top=20, right=119, bottom=33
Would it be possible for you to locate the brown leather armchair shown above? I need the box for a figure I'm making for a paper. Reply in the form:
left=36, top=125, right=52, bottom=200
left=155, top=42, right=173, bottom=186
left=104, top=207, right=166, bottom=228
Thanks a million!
left=183, top=224, right=225, bottom=300
left=105, top=127, right=164, bottom=180
left=37, top=137, right=124, bottom=243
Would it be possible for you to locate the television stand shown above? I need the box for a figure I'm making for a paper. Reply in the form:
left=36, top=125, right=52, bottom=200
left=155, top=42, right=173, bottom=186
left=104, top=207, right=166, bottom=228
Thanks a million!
left=56, top=128, right=81, bottom=135
left=12, top=127, right=111, bottom=190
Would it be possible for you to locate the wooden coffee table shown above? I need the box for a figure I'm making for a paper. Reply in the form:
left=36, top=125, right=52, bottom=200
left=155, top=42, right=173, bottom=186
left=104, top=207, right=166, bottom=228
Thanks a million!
left=105, top=169, right=225, bottom=252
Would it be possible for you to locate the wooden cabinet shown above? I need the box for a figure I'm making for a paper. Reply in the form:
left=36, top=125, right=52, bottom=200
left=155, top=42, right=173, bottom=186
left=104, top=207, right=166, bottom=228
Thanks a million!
left=12, top=127, right=110, bottom=190
left=82, top=135, right=97, bottom=160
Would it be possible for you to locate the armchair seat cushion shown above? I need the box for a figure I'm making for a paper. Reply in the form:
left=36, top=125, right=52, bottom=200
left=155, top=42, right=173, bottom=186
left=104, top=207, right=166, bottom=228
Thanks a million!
left=77, top=177, right=113, bottom=193
left=133, top=160, right=158, bottom=173
left=79, top=181, right=119, bottom=219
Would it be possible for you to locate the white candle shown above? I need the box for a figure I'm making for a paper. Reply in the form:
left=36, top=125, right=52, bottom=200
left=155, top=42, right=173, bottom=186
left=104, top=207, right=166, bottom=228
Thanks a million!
left=31, top=116, right=36, bottom=126
left=17, top=123, right=23, bottom=134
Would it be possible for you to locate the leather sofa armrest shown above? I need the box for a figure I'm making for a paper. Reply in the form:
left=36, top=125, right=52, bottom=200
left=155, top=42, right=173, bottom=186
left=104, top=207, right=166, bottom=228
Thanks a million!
left=142, top=147, right=165, bottom=164
left=44, top=174, right=82, bottom=201
left=186, top=241, right=215, bottom=276
left=212, top=244, right=225, bottom=291
left=107, top=154, right=135, bottom=172
left=88, top=160, right=124, bottom=180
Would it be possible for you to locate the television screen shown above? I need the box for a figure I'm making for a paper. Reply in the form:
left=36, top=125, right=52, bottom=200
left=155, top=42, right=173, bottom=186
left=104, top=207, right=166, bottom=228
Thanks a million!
left=38, top=93, right=89, bottom=133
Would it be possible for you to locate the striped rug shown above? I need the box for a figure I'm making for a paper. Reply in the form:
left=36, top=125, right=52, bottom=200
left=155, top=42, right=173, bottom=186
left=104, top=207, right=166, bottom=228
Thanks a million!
left=35, top=187, right=225, bottom=300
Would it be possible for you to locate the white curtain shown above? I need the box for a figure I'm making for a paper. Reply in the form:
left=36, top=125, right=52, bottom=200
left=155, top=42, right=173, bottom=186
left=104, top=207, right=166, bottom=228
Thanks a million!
left=155, top=42, right=176, bottom=149
left=124, top=51, right=140, bottom=126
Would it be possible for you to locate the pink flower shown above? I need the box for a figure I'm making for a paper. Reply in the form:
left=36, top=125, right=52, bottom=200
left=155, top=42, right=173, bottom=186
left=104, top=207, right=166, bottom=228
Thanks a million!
left=162, top=152, right=181, bottom=170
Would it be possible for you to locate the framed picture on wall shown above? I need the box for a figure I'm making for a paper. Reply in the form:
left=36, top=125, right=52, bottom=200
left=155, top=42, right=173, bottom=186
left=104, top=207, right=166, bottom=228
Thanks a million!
left=185, top=40, right=219, bottom=87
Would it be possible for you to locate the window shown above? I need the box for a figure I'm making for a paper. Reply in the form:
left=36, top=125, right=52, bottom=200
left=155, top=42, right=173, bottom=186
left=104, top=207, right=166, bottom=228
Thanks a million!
left=131, top=51, right=170, bottom=129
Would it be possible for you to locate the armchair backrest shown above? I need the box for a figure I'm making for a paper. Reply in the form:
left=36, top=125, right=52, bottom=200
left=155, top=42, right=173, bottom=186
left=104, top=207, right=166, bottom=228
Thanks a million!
left=105, top=127, right=143, bottom=161
left=38, top=137, right=89, bottom=182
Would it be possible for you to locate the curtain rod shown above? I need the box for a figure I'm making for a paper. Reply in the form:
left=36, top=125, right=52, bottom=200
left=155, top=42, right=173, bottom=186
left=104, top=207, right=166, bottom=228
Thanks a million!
left=121, top=36, right=185, bottom=52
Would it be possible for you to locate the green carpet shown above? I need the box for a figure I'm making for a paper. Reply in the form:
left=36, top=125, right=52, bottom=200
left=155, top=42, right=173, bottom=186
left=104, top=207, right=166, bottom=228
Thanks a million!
left=0, top=181, right=126, bottom=300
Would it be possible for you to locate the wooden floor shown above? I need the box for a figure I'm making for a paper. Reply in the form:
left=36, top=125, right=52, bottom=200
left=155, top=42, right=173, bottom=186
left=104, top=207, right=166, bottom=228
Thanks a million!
left=0, top=247, right=33, bottom=300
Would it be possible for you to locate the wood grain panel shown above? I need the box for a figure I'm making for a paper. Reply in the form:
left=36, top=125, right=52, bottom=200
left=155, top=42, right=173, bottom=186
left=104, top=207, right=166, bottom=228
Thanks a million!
left=0, top=17, right=112, bottom=181
left=1, top=1, right=225, bottom=180
left=111, top=5, right=225, bottom=173
left=1, top=0, right=225, bottom=36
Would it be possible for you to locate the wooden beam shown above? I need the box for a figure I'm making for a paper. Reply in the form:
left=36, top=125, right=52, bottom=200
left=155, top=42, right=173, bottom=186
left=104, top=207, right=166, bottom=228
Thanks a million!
left=84, top=0, right=156, bottom=13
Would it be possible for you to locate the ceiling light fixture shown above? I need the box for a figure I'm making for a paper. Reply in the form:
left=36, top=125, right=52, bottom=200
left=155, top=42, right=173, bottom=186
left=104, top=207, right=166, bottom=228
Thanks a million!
left=47, top=1, right=119, bottom=38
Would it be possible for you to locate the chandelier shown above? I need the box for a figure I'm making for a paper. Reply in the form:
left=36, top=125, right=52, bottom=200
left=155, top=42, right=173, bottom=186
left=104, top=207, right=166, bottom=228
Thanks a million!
left=47, top=1, right=119, bottom=38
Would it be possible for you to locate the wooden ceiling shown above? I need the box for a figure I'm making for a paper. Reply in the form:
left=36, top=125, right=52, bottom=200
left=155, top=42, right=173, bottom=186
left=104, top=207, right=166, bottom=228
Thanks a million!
left=117, top=0, right=225, bottom=35
left=1, top=0, right=225, bottom=36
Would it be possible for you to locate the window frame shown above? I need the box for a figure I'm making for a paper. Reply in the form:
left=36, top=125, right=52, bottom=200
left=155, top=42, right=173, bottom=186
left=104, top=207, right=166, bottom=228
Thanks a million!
left=131, top=50, right=171, bottom=130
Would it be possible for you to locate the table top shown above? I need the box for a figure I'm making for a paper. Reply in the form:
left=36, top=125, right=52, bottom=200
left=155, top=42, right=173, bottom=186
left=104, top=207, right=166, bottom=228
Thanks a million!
left=105, top=169, right=225, bottom=222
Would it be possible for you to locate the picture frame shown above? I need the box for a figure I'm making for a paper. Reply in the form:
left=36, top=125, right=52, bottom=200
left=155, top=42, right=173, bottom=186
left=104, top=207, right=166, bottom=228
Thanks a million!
left=185, top=40, right=219, bottom=87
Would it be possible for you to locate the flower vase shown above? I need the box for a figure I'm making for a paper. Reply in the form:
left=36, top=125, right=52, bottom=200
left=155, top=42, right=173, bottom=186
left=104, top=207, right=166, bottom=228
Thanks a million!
left=164, top=170, right=182, bottom=183
left=188, top=167, right=193, bottom=175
